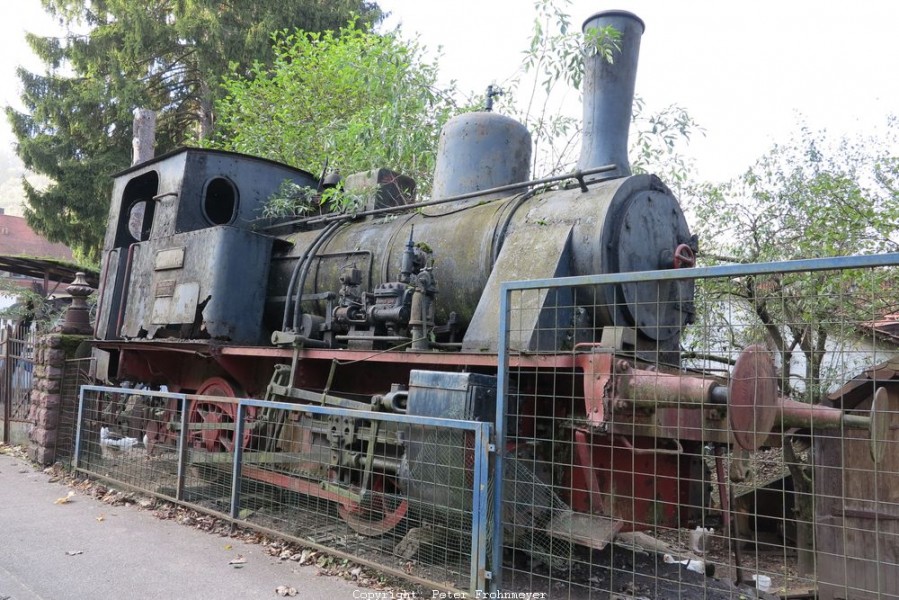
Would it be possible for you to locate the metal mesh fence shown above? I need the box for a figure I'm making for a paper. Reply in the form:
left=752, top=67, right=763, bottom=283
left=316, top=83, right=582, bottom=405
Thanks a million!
left=56, top=357, right=94, bottom=464
left=1, top=324, right=35, bottom=422
left=496, top=254, right=899, bottom=599
left=73, top=386, right=491, bottom=595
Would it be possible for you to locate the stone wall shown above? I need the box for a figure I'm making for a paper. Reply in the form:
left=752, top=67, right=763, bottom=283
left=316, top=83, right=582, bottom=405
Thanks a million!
left=27, top=333, right=89, bottom=465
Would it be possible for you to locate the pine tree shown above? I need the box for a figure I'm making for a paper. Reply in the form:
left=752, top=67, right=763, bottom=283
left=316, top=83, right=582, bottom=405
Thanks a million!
left=7, top=0, right=381, bottom=263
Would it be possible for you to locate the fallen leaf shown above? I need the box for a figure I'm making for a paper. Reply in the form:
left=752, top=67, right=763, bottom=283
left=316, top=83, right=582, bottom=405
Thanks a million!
left=224, top=544, right=232, bottom=551
left=229, top=555, right=247, bottom=568
left=54, top=491, right=76, bottom=505
left=96, top=514, right=105, bottom=522
left=275, top=586, right=298, bottom=597
left=65, top=550, right=83, bottom=556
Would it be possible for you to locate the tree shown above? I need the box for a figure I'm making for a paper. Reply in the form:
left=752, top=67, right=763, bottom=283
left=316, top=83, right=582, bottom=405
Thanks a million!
left=211, top=0, right=702, bottom=213
left=7, top=0, right=382, bottom=264
left=685, top=120, right=899, bottom=572
left=211, top=21, right=456, bottom=201
left=491, top=0, right=703, bottom=185
left=689, top=122, right=899, bottom=393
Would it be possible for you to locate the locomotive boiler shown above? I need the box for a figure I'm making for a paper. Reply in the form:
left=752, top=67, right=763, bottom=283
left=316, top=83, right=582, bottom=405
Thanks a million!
left=88, top=9, right=888, bottom=561
left=95, top=10, right=695, bottom=370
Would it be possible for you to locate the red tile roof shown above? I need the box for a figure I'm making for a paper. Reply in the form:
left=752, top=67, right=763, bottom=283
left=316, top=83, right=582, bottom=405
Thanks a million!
left=0, top=215, right=73, bottom=260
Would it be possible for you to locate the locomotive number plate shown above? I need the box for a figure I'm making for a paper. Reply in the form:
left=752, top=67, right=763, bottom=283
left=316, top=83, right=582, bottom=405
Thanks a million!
left=155, top=279, right=176, bottom=297
left=155, top=247, right=185, bottom=270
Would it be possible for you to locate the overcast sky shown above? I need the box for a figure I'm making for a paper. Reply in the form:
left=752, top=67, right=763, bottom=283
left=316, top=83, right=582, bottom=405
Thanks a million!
left=376, top=0, right=899, bottom=181
left=0, top=1, right=59, bottom=143
left=1, top=1, right=897, bottom=184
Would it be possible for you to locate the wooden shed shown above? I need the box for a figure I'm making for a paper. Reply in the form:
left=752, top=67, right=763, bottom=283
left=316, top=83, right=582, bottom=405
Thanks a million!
left=815, top=358, right=899, bottom=600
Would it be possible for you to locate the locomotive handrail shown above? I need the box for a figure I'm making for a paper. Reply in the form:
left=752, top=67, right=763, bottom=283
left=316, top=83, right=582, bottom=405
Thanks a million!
left=263, top=163, right=619, bottom=230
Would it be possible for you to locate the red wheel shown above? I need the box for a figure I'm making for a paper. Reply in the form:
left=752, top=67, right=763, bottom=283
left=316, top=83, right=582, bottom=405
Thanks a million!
left=145, top=419, right=174, bottom=455
left=144, top=397, right=179, bottom=456
left=188, top=377, right=255, bottom=452
left=337, top=474, right=408, bottom=536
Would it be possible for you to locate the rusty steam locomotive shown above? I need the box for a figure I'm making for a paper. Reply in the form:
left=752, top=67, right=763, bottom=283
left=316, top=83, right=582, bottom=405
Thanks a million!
left=89, top=9, right=887, bottom=558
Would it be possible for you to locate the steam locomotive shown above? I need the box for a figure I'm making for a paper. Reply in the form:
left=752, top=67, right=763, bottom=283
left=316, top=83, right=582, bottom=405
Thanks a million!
left=89, top=9, right=885, bottom=559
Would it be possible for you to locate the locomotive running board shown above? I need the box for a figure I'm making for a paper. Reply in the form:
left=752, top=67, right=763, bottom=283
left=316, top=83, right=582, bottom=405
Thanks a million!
left=547, top=510, right=623, bottom=550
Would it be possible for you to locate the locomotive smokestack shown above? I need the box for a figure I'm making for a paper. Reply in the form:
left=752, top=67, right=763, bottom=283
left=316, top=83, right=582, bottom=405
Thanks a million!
left=577, top=10, right=644, bottom=178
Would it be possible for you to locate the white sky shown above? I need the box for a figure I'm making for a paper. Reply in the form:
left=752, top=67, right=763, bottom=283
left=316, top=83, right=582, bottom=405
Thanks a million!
left=0, top=1, right=60, bottom=144
left=376, top=0, right=899, bottom=181
left=1, top=1, right=897, bottom=183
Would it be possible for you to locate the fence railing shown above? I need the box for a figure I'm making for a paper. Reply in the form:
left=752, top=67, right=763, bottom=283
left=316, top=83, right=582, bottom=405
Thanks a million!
left=494, top=253, right=899, bottom=599
left=67, top=253, right=899, bottom=599
left=1, top=322, right=36, bottom=443
left=73, top=385, right=492, bottom=595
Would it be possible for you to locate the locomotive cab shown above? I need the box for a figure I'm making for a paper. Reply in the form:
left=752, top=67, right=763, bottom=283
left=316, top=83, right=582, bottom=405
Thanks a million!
left=95, top=148, right=318, bottom=344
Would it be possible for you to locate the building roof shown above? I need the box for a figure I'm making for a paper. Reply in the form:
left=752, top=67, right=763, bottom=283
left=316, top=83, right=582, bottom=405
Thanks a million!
left=0, top=214, right=73, bottom=260
left=862, top=313, right=899, bottom=345
left=0, top=214, right=98, bottom=289
left=828, top=355, right=899, bottom=409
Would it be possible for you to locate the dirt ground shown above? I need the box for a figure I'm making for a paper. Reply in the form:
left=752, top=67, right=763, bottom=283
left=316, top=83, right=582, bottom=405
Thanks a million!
left=692, top=444, right=813, bottom=597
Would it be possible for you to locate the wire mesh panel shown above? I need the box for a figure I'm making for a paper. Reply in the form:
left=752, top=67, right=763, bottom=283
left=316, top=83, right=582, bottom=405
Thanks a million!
left=56, top=357, right=94, bottom=464
left=1, top=323, right=36, bottom=424
left=74, top=385, right=491, bottom=595
left=496, top=254, right=899, bottom=600
left=75, top=386, right=191, bottom=504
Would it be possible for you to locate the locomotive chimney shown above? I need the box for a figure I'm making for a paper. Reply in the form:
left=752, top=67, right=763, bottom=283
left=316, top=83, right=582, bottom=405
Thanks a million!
left=577, top=10, right=644, bottom=178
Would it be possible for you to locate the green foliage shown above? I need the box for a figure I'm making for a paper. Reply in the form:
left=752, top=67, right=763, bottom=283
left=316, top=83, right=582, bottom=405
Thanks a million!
left=685, top=120, right=899, bottom=399
left=491, top=0, right=702, bottom=182
left=212, top=21, right=455, bottom=195
left=8, top=0, right=381, bottom=262
left=215, top=0, right=700, bottom=209
left=692, top=124, right=898, bottom=264
left=261, top=179, right=376, bottom=217
left=0, top=277, right=77, bottom=332
left=521, top=0, right=620, bottom=95
left=496, top=0, right=615, bottom=176
left=261, top=180, right=322, bottom=218
left=630, top=98, right=703, bottom=191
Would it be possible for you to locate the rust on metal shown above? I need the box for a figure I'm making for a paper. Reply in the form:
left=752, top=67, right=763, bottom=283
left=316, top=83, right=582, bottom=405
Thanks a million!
left=624, top=368, right=716, bottom=407
left=575, top=351, right=613, bottom=426
left=728, top=345, right=778, bottom=451
left=573, top=428, right=606, bottom=514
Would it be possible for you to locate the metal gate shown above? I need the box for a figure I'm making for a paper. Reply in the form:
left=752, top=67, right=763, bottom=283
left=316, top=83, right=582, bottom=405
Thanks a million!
left=1, top=322, right=36, bottom=444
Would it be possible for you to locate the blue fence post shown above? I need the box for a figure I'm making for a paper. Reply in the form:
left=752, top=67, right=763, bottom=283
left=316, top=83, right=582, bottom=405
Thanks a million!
left=491, top=284, right=511, bottom=592
left=73, top=386, right=86, bottom=469
left=230, top=401, right=246, bottom=520
left=471, top=421, right=492, bottom=594
left=176, top=395, right=189, bottom=501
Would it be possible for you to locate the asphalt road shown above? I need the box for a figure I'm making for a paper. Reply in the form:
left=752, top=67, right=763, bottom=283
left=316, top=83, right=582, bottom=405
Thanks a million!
left=0, top=450, right=369, bottom=600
